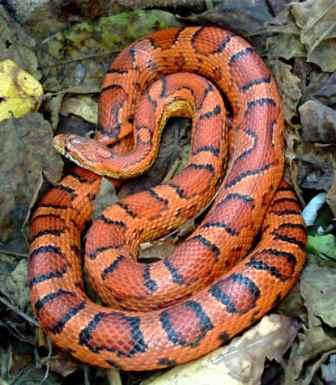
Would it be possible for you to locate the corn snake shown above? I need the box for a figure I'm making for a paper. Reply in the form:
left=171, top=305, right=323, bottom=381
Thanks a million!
left=29, top=26, right=306, bottom=371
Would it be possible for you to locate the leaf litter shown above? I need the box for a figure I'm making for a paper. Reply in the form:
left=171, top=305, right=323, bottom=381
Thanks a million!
left=0, top=1, right=336, bottom=384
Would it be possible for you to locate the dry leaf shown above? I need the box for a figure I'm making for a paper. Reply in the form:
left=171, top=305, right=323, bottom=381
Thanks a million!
left=0, top=59, right=43, bottom=121
left=291, top=0, right=336, bottom=72
left=299, top=100, right=336, bottom=143
left=60, top=95, right=98, bottom=124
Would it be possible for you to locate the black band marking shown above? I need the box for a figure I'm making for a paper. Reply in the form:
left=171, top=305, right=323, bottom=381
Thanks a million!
left=218, top=331, right=230, bottom=343
left=29, top=269, right=67, bottom=288
left=31, top=213, right=64, bottom=223
left=185, top=300, right=213, bottom=335
left=34, top=289, right=74, bottom=313
left=147, top=188, right=169, bottom=205
left=263, top=248, right=297, bottom=266
left=219, top=192, right=255, bottom=207
left=230, top=273, right=260, bottom=300
left=229, top=47, right=254, bottom=64
left=247, top=98, right=276, bottom=112
left=163, top=259, right=184, bottom=284
left=54, top=184, right=77, bottom=198
left=169, top=27, right=185, bottom=48
left=191, top=27, right=233, bottom=54
left=210, top=274, right=260, bottom=313
left=159, top=76, right=168, bottom=97
left=201, top=221, right=238, bottom=236
left=277, top=185, right=294, bottom=193
left=225, top=162, right=274, bottom=189
left=209, top=283, right=237, bottom=313
left=30, top=229, right=65, bottom=243
left=234, top=129, right=257, bottom=163
left=160, top=309, right=185, bottom=345
left=51, top=301, right=86, bottom=334
left=188, top=163, right=215, bottom=174
left=247, top=259, right=285, bottom=280
left=67, top=171, right=98, bottom=184
left=192, top=145, right=220, bottom=157
left=146, top=59, right=158, bottom=72
left=241, top=75, right=272, bottom=92
left=191, top=235, right=220, bottom=259
left=146, top=90, right=158, bottom=109
left=168, top=183, right=187, bottom=199
left=143, top=265, right=158, bottom=293
left=89, top=245, right=120, bottom=260
left=158, top=358, right=177, bottom=367
left=30, top=245, right=64, bottom=259
left=199, top=105, right=221, bottom=120
left=272, top=223, right=306, bottom=250
left=271, top=208, right=300, bottom=216
left=98, top=215, right=128, bottom=229
left=198, top=82, right=214, bottom=109
left=101, top=255, right=126, bottom=280
left=214, top=33, right=234, bottom=53
left=79, top=312, right=147, bottom=356
left=116, top=201, right=137, bottom=218
left=106, top=67, right=129, bottom=75
left=160, top=300, right=212, bottom=347
left=129, top=47, right=137, bottom=66
left=273, top=197, right=300, bottom=206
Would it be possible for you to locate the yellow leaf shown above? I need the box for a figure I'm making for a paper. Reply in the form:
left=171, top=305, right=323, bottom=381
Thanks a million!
left=0, top=59, right=43, bottom=121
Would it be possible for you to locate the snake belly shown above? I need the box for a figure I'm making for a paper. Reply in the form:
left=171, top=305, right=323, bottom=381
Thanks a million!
left=29, top=26, right=307, bottom=371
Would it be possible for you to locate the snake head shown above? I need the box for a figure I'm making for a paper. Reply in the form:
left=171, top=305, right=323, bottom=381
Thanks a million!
left=52, top=134, right=118, bottom=177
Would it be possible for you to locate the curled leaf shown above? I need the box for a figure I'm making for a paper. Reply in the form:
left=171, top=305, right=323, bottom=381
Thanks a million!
left=0, top=59, right=43, bottom=121
left=291, top=0, right=336, bottom=72
left=299, top=100, right=336, bottom=144
left=301, top=264, right=336, bottom=327
left=302, top=192, right=327, bottom=226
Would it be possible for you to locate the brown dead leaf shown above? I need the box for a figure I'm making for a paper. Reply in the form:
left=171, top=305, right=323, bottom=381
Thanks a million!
left=295, top=144, right=334, bottom=191
left=299, top=100, right=336, bottom=144
left=284, top=264, right=336, bottom=384
left=60, top=95, right=98, bottom=124
left=181, top=0, right=273, bottom=35
left=265, top=8, right=306, bottom=61
left=291, top=0, right=336, bottom=72
left=4, top=259, right=29, bottom=310
left=268, top=59, right=302, bottom=125
left=0, top=113, right=63, bottom=252
left=303, top=71, right=336, bottom=107
left=43, top=352, right=79, bottom=377
left=0, top=6, right=40, bottom=79
left=301, top=265, right=336, bottom=328
left=140, top=240, right=176, bottom=262
left=284, top=321, right=336, bottom=385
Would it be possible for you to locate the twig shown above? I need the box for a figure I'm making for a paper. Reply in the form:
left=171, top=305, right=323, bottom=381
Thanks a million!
left=107, top=368, right=122, bottom=385
left=0, top=291, right=39, bottom=327
left=0, top=249, right=28, bottom=258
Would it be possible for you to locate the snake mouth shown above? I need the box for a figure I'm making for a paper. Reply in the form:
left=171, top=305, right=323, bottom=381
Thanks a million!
left=52, top=134, right=67, bottom=156
left=52, top=134, right=86, bottom=168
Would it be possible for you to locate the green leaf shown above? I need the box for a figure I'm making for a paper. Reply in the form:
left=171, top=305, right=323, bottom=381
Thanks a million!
left=308, top=234, right=336, bottom=260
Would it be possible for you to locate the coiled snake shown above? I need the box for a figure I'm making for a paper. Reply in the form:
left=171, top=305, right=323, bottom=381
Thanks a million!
left=29, top=26, right=306, bottom=371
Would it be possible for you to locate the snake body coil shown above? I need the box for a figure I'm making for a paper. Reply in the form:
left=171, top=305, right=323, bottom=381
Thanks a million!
left=29, top=27, right=306, bottom=371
